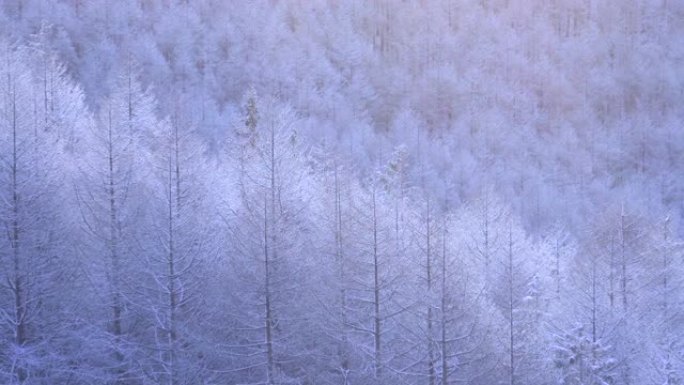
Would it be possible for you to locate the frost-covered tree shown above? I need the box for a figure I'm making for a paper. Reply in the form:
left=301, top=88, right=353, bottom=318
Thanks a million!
left=490, top=215, right=551, bottom=385
left=434, top=212, right=499, bottom=385
left=466, top=188, right=508, bottom=288
left=73, top=69, right=155, bottom=384
left=552, top=325, right=617, bottom=385
left=629, top=216, right=684, bottom=385
left=307, top=154, right=360, bottom=384
left=346, top=176, right=404, bottom=383
left=224, top=90, right=313, bottom=384
left=25, top=23, right=88, bottom=149
left=0, top=41, right=74, bottom=384
left=138, top=106, right=214, bottom=385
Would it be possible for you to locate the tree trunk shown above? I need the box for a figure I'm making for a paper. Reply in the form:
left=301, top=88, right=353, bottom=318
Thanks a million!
left=10, top=83, right=27, bottom=383
left=264, top=198, right=275, bottom=385
left=508, top=228, right=515, bottom=385
left=334, top=164, right=349, bottom=374
left=106, top=107, right=125, bottom=381
left=372, top=189, right=381, bottom=379
left=440, top=226, right=448, bottom=385
left=426, top=198, right=435, bottom=385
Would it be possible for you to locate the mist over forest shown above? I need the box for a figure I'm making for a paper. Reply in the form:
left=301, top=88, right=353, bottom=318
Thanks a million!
left=0, top=1, right=683, bottom=384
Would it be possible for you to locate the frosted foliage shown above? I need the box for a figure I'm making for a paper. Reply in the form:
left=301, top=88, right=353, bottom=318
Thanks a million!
left=0, top=1, right=681, bottom=384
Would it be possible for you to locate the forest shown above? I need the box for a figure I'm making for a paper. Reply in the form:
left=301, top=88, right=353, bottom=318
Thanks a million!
left=0, top=1, right=683, bottom=384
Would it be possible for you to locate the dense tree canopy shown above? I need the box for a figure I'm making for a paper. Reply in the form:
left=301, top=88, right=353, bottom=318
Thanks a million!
left=0, top=1, right=682, bottom=384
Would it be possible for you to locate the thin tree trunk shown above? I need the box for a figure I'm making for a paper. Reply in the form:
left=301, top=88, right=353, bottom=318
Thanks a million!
left=10, top=83, right=27, bottom=383
left=426, top=198, right=435, bottom=385
left=334, top=163, right=349, bottom=375
left=372, top=189, right=381, bottom=379
left=591, top=253, right=597, bottom=343
left=609, top=235, right=615, bottom=310
left=620, top=208, right=627, bottom=309
left=166, top=150, right=178, bottom=385
left=264, top=197, right=275, bottom=385
left=106, top=106, right=125, bottom=381
left=508, top=228, right=515, bottom=385
left=440, top=225, right=448, bottom=385
left=555, top=239, right=561, bottom=300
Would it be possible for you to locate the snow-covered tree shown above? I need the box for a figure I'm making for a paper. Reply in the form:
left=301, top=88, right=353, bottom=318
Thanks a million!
left=0, top=41, right=74, bottom=384
left=73, top=69, right=155, bottom=384
left=223, top=90, right=313, bottom=384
